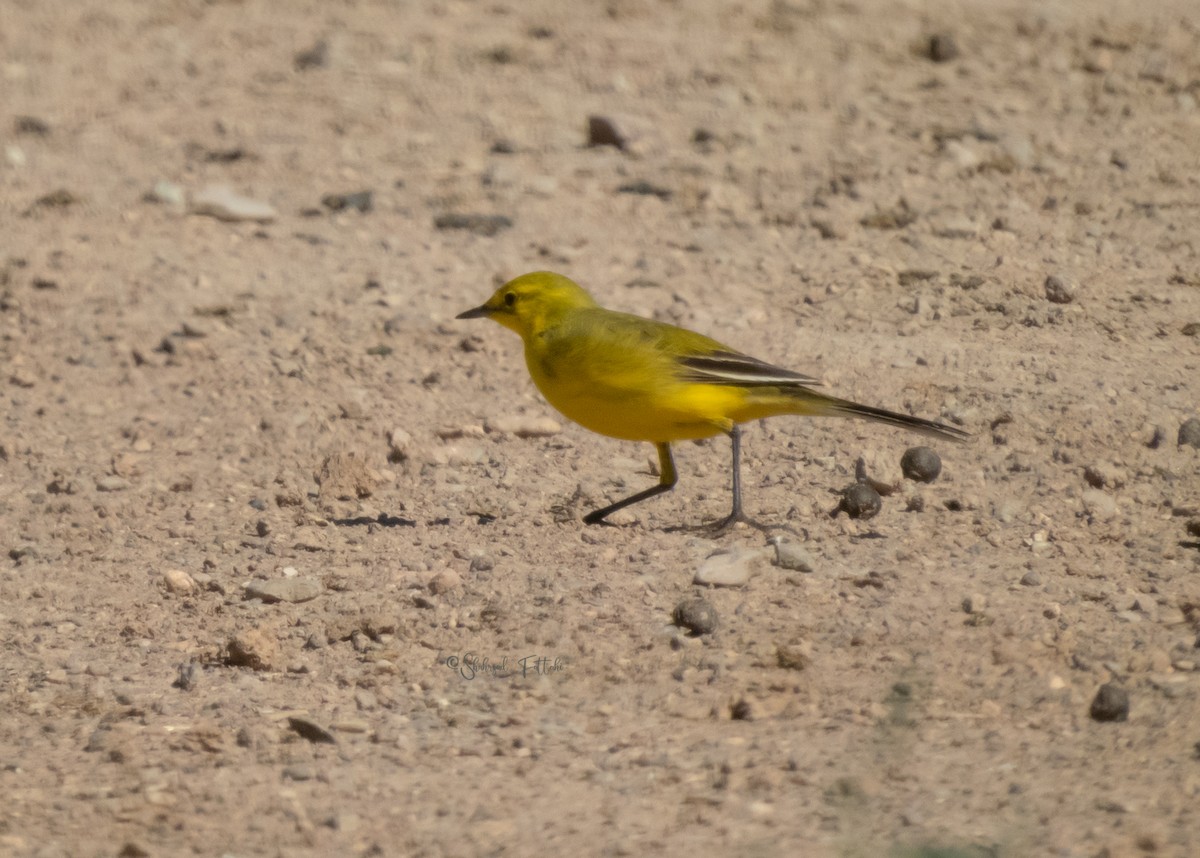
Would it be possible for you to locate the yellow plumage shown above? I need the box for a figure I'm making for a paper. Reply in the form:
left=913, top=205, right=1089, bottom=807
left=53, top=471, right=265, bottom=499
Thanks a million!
left=458, top=271, right=967, bottom=528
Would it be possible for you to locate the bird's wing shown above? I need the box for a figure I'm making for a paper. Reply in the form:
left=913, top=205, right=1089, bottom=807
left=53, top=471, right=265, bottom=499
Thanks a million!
left=544, top=308, right=821, bottom=391
left=595, top=310, right=823, bottom=388
left=676, top=350, right=821, bottom=387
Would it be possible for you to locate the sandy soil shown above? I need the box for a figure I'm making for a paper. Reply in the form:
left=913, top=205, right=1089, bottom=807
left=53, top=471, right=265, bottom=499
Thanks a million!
left=3, top=1, right=1200, bottom=856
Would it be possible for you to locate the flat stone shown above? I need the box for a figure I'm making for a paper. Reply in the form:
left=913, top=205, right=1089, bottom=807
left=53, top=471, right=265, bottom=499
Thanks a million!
left=245, top=577, right=322, bottom=604
left=190, top=184, right=277, bottom=222
left=694, top=546, right=768, bottom=587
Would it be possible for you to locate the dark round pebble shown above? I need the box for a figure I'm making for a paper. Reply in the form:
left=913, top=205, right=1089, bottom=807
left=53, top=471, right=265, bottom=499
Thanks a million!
left=672, top=597, right=719, bottom=636
left=730, top=699, right=754, bottom=721
left=1179, top=417, right=1200, bottom=449
left=901, top=446, right=942, bottom=482
left=839, top=483, right=882, bottom=519
left=926, top=32, right=959, bottom=63
left=1043, top=274, right=1076, bottom=304
left=1089, top=683, right=1129, bottom=722
left=586, top=115, right=626, bottom=149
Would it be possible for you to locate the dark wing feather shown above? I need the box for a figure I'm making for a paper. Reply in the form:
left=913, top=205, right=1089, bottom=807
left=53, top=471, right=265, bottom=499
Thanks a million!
left=677, top=350, right=821, bottom=387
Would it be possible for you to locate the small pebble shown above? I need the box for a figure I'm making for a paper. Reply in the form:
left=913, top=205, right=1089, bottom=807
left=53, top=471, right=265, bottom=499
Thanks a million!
left=962, top=593, right=987, bottom=614
left=225, top=628, right=281, bottom=671
left=14, top=115, right=51, bottom=135
left=428, top=569, right=462, bottom=595
left=925, top=32, right=959, bottom=63
left=96, top=476, right=130, bottom=492
left=282, top=765, right=317, bottom=781
left=672, top=597, right=719, bottom=635
left=148, top=180, right=186, bottom=209
left=316, top=452, right=377, bottom=501
left=1019, top=570, right=1041, bottom=587
left=190, top=185, right=277, bottom=223
left=1089, top=683, right=1130, bottom=722
left=616, top=180, right=672, bottom=200
left=304, top=633, right=325, bottom=650
left=294, top=39, right=329, bottom=71
left=730, top=699, right=754, bottom=721
left=28, top=188, right=79, bottom=212
left=1178, top=417, right=1200, bottom=449
left=771, top=540, right=815, bottom=573
left=469, top=555, right=495, bottom=573
left=162, top=569, right=197, bottom=595
left=1044, top=274, right=1076, bottom=304
left=586, top=115, right=628, bottom=149
left=1083, top=462, right=1124, bottom=489
left=776, top=640, right=813, bottom=670
left=860, top=199, right=916, bottom=230
left=837, top=483, right=882, bottom=519
left=900, top=446, right=942, bottom=483
left=387, top=427, right=413, bottom=462
left=287, top=717, right=336, bottom=744
left=321, top=190, right=372, bottom=213
left=1081, top=489, right=1117, bottom=521
left=433, top=213, right=512, bottom=236
left=172, top=663, right=197, bottom=691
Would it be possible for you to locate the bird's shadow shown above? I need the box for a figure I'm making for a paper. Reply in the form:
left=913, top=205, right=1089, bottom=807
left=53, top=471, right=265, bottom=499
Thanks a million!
left=331, top=512, right=416, bottom=528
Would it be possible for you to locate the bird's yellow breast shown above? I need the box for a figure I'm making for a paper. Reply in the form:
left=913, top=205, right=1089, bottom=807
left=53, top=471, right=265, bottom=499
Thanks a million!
left=523, top=328, right=742, bottom=442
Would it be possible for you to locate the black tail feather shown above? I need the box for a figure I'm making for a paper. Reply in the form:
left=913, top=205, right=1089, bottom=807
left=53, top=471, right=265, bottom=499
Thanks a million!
left=825, top=397, right=970, bottom=442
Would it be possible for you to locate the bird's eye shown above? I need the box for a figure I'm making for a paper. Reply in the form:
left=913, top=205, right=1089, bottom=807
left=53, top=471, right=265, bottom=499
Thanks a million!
left=503, top=292, right=517, bottom=307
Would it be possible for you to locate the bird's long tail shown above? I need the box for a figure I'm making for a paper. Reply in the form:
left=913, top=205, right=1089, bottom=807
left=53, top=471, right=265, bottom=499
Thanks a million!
left=679, top=351, right=969, bottom=442
left=816, top=394, right=969, bottom=442
left=734, top=386, right=969, bottom=442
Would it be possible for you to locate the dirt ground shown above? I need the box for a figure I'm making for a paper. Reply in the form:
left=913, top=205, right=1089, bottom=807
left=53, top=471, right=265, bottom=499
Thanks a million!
left=3, top=1, right=1200, bottom=856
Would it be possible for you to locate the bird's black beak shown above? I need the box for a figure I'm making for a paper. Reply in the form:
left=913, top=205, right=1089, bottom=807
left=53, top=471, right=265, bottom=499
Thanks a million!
left=456, top=304, right=492, bottom=320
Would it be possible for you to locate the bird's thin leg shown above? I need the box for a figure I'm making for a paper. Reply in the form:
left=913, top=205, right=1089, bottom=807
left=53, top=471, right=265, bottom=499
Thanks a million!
left=705, top=424, right=774, bottom=534
left=583, top=442, right=677, bottom=525
left=730, top=423, right=745, bottom=520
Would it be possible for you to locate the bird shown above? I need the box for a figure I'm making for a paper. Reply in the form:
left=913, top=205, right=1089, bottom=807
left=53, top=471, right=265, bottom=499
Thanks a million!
left=457, top=271, right=968, bottom=530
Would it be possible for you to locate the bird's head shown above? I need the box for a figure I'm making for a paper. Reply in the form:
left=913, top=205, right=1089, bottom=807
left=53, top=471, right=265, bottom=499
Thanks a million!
left=456, top=271, right=596, bottom=339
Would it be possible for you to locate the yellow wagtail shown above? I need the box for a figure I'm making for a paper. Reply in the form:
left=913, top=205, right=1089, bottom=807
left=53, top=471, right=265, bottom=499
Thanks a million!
left=458, top=271, right=968, bottom=529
